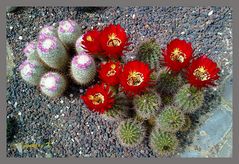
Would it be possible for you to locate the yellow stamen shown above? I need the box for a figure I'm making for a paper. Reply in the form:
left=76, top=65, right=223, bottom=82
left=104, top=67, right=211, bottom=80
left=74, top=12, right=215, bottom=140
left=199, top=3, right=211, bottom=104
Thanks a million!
left=107, top=33, right=121, bottom=47
left=107, top=64, right=117, bottom=77
left=193, top=66, right=210, bottom=81
left=170, top=48, right=186, bottom=63
left=127, top=71, right=144, bottom=86
left=86, top=35, right=93, bottom=42
left=88, top=93, right=105, bottom=105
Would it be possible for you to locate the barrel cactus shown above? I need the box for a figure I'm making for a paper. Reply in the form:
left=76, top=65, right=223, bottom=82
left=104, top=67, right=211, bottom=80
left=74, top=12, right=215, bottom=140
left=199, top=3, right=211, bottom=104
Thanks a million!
left=116, top=120, right=145, bottom=147
left=137, top=38, right=162, bottom=71
left=174, top=84, right=204, bottom=113
left=39, top=72, right=67, bottom=98
left=150, top=129, right=179, bottom=157
left=39, top=25, right=58, bottom=38
left=102, top=104, right=128, bottom=121
left=156, top=106, right=185, bottom=133
left=157, top=68, right=184, bottom=95
left=70, top=52, right=96, bottom=85
left=133, top=91, right=161, bottom=120
left=58, top=19, right=81, bottom=47
left=37, top=34, right=69, bottom=70
left=19, top=59, right=47, bottom=86
left=23, top=41, right=40, bottom=61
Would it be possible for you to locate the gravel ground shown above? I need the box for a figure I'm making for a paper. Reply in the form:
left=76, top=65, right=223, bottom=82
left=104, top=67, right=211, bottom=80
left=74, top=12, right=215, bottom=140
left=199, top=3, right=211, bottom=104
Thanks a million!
left=6, top=7, right=232, bottom=158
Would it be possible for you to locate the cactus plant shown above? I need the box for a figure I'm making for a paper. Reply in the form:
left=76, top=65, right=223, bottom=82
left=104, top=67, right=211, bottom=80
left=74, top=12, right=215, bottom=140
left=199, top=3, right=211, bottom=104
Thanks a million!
left=133, top=91, right=161, bottom=120
left=174, top=84, right=204, bottom=113
left=19, top=59, right=47, bottom=86
left=39, top=25, right=58, bottom=38
left=70, top=52, right=96, bottom=85
left=116, top=119, right=145, bottom=147
left=137, top=38, right=162, bottom=71
left=102, top=104, right=128, bottom=121
left=39, top=72, right=67, bottom=98
left=149, top=129, right=179, bottom=157
left=23, top=41, right=40, bottom=61
left=179, top=115, right=191, bottom=132
left=157, top=68, right=184, bottom=95
left=156, top=106, right=185, bottom=133
left=58, top=19, right=81, bottom=47
left=75, top=35, right=85, bottom=54
left=37, top=34, right=69, bottom=70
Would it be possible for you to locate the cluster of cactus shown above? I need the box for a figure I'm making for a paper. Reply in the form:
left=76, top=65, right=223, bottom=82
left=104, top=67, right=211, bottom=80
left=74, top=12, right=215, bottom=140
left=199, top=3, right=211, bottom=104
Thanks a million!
left=19, top=19, right=97, bottom=98
left=18, top=20, right=219, bottom=158
left=114, top=39, right=206, bottom=157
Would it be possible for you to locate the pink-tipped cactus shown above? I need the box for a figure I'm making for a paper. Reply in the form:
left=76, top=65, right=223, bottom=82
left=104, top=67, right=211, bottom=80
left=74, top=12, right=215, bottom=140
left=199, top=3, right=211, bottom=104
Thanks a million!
left=75, top=35, right=85, bottom=54
left=23, top=41, right=40, bottom=61
left=58, top=19, right=81, bottom=47
left=37, top=34, right=69, bottom=70
left=70, top=52, right=96, bottom=85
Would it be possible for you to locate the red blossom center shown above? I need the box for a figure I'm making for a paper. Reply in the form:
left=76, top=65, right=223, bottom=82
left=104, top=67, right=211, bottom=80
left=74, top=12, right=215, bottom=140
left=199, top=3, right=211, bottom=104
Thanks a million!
left=170, top=48, right=187, bottom=63
left=106, top=64, right=117, bottom=77
left=127, top=71, right=144, bottom=86
left=193, top=66, right=210, bottom=81
left=88, top=93, right=105, bottom=105
left=107, top=33, right=122, bottom=47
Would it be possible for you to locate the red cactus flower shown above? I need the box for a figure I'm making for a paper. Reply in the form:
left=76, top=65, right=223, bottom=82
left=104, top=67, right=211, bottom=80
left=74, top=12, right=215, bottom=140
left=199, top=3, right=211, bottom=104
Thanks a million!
left=98, top=61, right=122, bottom=86
left=162, top=38, right=193, bottom=72
left=100, top=24, right=130, bottom=59
left=82, top=28, right=103, bottom=55
left=119, top=60, right=152, bottom=96
left=186, top=55, right=220, bottom=88
left=81, top=83, right=115, bottom=114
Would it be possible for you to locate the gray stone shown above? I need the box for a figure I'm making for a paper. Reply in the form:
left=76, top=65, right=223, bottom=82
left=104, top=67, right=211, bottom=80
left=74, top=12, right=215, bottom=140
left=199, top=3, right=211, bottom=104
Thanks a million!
left=222, top=75, right=232, bottom=104
left=192, top=106, right=232, bottom=151
left=180, top=151, right=202, bottom=158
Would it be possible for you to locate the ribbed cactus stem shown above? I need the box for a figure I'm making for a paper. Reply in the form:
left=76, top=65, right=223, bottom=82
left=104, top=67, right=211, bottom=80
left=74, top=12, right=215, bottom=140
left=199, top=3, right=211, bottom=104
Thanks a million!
left=174, top=84, right=204, bottom=113
left=116, top=120, right=145, bottom=148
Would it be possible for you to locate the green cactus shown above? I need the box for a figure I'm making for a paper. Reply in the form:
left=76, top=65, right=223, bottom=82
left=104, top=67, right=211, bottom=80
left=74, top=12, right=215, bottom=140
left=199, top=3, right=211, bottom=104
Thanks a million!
left=179, top=115, right=191, bottom=132
left=58, top=19, right=81, bottom=47
left=19, top=59, right=47, bottom=86
left=149, top=129, right=179, bottom=157
left=156, top=106, right=185, bottom=133
left=174, top=84, right=204, bottom=113
left=37, top=35, right=69, bottom=70
left=137, top=38, right=162, bottom=71
left=70, top=52, right=96, bottom=85
left=116, top=120, right=145, bottom=147
left=133, top=92, right=161, bottom=120
left=39, top=72, right=67, bottom=98
left=23, top=41, right=41, bottom=61
left=39, top=25, right=58, bottom=38
left=161, top=93, right=174, bottom=106
left=102, top=104, right=128, bottom=121
left=157, top=68, right=184, bottom=95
